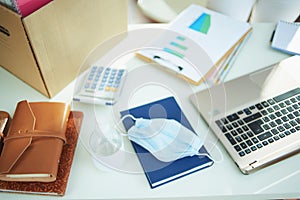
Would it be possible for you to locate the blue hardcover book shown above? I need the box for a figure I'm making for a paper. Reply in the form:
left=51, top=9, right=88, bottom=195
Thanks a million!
left=120, top=96, right=214, bottom=188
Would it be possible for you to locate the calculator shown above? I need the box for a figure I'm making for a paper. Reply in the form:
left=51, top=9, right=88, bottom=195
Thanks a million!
left=73, top=66, right=127, bottom=105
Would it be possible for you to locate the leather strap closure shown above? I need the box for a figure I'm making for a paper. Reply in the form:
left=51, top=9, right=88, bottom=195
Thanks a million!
left=4, top=130, right=66, bottom=144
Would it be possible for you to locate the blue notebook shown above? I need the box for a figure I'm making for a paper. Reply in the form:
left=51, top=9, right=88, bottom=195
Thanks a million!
left=120, top=96, right=214, bottom=188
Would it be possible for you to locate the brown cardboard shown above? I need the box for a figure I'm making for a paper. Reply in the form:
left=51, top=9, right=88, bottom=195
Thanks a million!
left=0, top=0, right=128, bottom=97
left=0, top=5, right=46, bottom=94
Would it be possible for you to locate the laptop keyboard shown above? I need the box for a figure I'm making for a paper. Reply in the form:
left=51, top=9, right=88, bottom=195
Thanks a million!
left=215, top=87, right=300, bottom=157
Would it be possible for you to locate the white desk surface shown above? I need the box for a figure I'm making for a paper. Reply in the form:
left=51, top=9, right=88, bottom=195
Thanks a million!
left=0, top=22, right=299, bottom=200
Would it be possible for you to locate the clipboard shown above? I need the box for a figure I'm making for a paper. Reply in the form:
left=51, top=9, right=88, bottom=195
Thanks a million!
left=136, top=4, right=252, bottom=85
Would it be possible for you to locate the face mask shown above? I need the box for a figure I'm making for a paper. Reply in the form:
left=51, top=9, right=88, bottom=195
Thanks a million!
left=124, top=115, right=206, bottom=163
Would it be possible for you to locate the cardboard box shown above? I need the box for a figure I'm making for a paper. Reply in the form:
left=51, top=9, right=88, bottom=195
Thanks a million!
left=0, top=0, right=127, bottom=97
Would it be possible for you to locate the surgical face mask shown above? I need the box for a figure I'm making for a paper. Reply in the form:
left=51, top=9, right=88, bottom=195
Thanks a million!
left=122, top=115, right=210, bottom=163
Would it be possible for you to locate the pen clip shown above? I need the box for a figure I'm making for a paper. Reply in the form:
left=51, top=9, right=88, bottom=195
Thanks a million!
left=153, top=55, right=183, bottom=71
left=270, top=30, right=275, bottom=43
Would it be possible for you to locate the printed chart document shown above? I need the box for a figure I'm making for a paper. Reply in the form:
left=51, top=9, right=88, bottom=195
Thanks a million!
left=137, top=4, right=252, bottom=85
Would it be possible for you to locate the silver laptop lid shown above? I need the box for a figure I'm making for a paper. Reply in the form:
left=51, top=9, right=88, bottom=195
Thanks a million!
left=190, top=56, right=300, bottom=124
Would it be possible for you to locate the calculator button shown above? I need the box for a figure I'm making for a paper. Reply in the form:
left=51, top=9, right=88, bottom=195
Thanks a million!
left=84, top=83, right=90, bottom=88
left=78, top=66, right=127, bottom=104
left=91, top=66, right=97, bottom=71
left=106, top=86, right=116, bottom=92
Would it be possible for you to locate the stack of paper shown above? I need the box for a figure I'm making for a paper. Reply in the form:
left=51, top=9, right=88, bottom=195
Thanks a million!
left=137, top=4, right=252, bottom=85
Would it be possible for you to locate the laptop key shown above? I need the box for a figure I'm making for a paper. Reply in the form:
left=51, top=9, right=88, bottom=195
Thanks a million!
left=231, top=130, right=238, bottom=136
left=257, top=131, right=272, bottom=141
left=271, top=128, right=279, bottom=134
left=248, top=119, right=264, bottom=134
left=268, top=138, right=274, bottom=143
left=235, top=136, right=242, bottom=142
left=281, top=109, right=288, bottom=115
left=246, top=140, right=253, bottom=146
left=293, top=104, right=299, bottom=109
left=255, top=103, right=264, bottom=110
left=285, top=100, right=291, bottom=105
left=244, top=108, right=252, bottom=115
left=262, top=141, right=268, bottom=146
left=234, top=145, right=242, bottom=152
left=227, top=113, right=239, bottom=122
left=239, top=151, right=245, bottom=157
left=287, top=106, right=294, bottom=112
left=245, top=149, right=251, bottom=154
left=287, top=113, right=295, bottom=119
left=252, top=137, right=259, bottom=143
left=215, top=120, right=227, bottom=133
left=243, top=113, right=262, bottom=123
left=279, top=133, right=286, bottom=138
left=290, top=120, right=297, bottom=126
left=273, top=88, right=300, bottom=102
left=290, top=128, right=296, bottom=133
left=269, top=121, right=277, bottom=127
left=237, top=119, right=244, bottom=125
left=240, top=142, right=247, bottom=149
left=274, top=135, right=280, bottom=140
left=225, top=133, right=236, bottom=145
left=221, top=118, right=228, bottom=124
left=284, top=131, right=291, bottom=136
left=237, top=110, right=243, bottom=115
left=267, top=99, right=275, bottom=105
left=251, top=146, right=257, bottom=151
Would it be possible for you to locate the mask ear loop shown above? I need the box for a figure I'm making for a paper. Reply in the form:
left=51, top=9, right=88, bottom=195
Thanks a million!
left=113, top=114, right=137, bottom=136
left=197, top=141, right=224, bottom=164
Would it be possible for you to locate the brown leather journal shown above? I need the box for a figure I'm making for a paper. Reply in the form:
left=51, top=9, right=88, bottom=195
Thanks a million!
left=0, top=100, right=70, bottom=182
left=0, top=111, right=83, bottom=196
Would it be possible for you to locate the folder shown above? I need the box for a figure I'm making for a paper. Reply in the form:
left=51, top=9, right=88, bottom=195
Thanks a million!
left=136, top=4, right=252, bottom=85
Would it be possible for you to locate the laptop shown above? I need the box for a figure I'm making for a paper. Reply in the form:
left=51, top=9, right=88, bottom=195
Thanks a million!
left=190, top=56, right=300, bottom=174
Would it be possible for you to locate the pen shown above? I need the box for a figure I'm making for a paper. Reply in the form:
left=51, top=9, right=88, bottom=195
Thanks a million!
left=153, top=55, right=183, bottom=71
left=270, top=30, right=275, bottom=43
